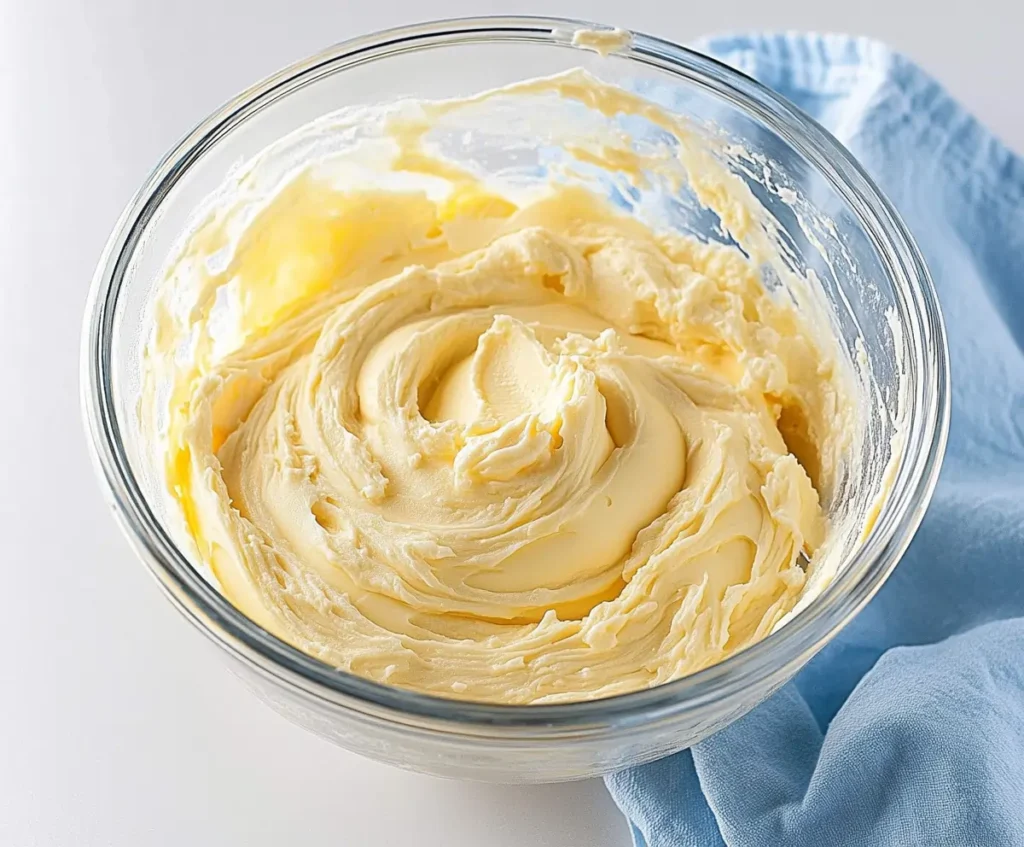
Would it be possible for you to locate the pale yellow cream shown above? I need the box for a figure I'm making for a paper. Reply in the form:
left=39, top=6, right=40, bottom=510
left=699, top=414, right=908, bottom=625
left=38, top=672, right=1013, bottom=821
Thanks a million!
left=147, top=72, right=851, bottom=704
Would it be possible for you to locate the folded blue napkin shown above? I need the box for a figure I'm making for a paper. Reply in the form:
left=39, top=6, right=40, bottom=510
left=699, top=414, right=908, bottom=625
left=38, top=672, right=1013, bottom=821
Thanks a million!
left=606, top=33, right=1024, bottom=847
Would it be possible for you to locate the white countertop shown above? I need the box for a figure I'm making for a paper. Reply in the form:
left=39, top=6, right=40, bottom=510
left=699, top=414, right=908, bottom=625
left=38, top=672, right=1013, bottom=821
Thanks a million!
left=2, top=1, right=1020, bottom=844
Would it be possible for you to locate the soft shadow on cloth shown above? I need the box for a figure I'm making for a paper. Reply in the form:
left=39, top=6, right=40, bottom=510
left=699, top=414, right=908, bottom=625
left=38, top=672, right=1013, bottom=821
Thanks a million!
left=605, top=33, right=1024, bottom=847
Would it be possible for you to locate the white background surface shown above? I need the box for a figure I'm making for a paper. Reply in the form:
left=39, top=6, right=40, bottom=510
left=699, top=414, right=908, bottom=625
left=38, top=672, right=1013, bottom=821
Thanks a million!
left=2, top=1, right=1021, bottom=845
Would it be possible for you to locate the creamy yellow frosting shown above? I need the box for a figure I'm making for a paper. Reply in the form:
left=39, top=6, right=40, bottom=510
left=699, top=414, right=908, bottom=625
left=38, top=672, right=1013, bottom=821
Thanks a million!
left=145, top=71, right=852, bottom=704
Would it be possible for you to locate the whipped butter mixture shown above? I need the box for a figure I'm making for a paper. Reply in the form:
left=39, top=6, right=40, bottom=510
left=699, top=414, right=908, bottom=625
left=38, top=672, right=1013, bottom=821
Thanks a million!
left=145, top=70, right=854, bottom=704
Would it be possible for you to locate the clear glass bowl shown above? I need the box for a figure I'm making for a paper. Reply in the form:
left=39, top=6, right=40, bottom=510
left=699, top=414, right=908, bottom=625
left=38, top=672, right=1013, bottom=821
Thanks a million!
left=81, top=16, right=949, bottom=783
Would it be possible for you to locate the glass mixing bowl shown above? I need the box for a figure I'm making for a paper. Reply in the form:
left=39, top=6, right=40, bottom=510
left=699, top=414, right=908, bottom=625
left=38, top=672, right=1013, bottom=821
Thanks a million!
left=81, top=16, right=949, bottom=783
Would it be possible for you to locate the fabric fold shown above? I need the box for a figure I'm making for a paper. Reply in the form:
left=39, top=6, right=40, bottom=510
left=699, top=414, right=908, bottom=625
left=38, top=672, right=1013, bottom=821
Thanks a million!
left=605, top=33, right=1024, bottom=847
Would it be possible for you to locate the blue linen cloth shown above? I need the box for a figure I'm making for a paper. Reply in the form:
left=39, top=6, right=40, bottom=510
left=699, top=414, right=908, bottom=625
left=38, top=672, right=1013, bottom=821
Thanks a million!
left=605, top=33, right=1024, bottom=847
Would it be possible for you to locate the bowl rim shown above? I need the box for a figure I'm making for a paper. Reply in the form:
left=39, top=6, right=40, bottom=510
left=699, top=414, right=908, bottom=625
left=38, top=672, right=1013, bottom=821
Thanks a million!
left=81, top=14, right=950, bottom=735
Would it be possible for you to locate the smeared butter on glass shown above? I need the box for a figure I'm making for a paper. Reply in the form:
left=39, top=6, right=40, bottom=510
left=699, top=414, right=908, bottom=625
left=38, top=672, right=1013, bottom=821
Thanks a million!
left=143, top=70, right=856, bottom=704
left=570, top=27, right=632, bottom=56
